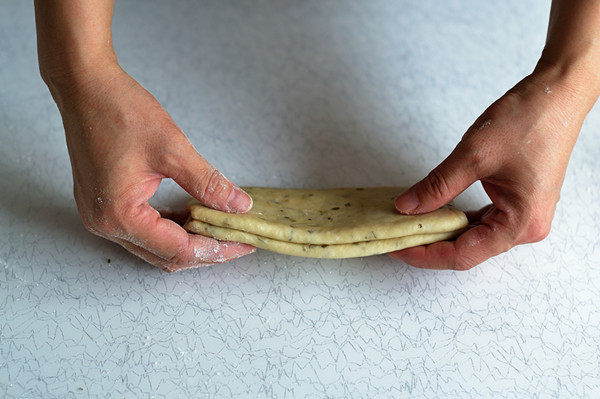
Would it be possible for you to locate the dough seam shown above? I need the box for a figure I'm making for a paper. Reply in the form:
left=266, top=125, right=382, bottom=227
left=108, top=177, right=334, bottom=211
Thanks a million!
left=185, top=219, right=464, bottom=259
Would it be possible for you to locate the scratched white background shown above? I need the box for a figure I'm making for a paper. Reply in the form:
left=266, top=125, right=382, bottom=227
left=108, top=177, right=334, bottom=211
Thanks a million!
left=1, top=1, right=599, bottom=397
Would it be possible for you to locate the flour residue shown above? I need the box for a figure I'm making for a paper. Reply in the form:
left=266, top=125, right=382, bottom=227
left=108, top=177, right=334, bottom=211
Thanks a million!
left=477, top=119, right=492, bottom=132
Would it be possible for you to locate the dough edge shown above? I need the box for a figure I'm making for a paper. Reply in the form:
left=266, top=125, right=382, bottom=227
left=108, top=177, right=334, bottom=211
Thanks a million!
left=185, top=219, right=464, bottom=259
left=188, top=187, right=468, bottom=245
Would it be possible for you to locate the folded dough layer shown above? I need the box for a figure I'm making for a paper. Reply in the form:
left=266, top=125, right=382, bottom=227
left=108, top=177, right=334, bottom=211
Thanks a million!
left=185, top=187, right=468, bottom=259
left=185, top=219, right=464, bottom=259
left=187, top=187, right=467, bottom=244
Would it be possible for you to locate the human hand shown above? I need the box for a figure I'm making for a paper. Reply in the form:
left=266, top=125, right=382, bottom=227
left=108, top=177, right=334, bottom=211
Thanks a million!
left=52, top=65, right=256, bottom=272
left=390, top=67, right=593, bottom=270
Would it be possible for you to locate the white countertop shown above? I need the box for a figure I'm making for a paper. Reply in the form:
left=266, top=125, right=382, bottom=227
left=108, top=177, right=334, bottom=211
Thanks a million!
left=1, top=0, right=599, bottom=397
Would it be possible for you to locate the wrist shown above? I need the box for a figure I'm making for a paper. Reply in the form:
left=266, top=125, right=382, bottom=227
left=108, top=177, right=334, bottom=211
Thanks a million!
left=34, top=0, right=118, bottom=98
left=533, top=52, right=600, bottom=112
left=39, top=46, right=118, bottom=88
left=40, top=52, right=121, bottom=110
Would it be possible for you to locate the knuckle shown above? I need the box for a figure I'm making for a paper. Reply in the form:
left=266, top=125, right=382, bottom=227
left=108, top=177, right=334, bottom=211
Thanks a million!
left=198, top=168, right=232, bottom=203
left=120, top=202, right=145, bottom=224
left=93, top=213, right=116, bottom=235
left=166, top=242, right=191, bottom=266
left=452, top=255, right=477, bottom=271
left=80, top=214, right=100, bottom=235
left=91, top=201, right=130, bottom=236
left=486, top=207, right=519, bottom=244
left=75, top=192, right=103, bottom=235
left=468, top=146, right=488, bottom=173
left=502, top=88, right=525, bottom=105
left=95, top=206, right=116, bottom=228
left=420, top=168, right=450, bottom=202
left=78, top=201, right=115, bottom=235
left=525, top=216, right=551, bottom=243
left=203, top=168, right=223, bottom=189
left=161, top=135, right=191, bottom=169
left=159, top=134, right=195, bottom=174
left=458, top=136, right=490, bottom=174
left=161, top=149, right=181, bottom=176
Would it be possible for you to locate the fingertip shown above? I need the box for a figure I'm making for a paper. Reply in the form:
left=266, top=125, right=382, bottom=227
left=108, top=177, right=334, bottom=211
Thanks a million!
left=390, top=241, right=460, bottom=269
left=217, top=241, right=257, bottom=262
left=168, top=262, right=215, bottom=272
left=226, top=186, right=253, bottom=213
left=188, top=234, right=256, bottom=263
left=394, top=189, right=420, bottom=214
left=223, top=241, right=257, bottom=256
left=389, top=246, right=424, bottom=263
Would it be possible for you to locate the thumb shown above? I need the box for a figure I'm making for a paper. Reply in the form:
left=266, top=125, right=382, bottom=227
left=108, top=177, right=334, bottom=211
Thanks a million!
left=395, top=145, right=478, bottom=214
left=160, top=140, right=253, bottom=213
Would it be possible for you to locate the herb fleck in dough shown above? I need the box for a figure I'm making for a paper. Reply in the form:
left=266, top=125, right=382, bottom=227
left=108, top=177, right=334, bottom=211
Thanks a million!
left=184, top=187, right=468, bottom=259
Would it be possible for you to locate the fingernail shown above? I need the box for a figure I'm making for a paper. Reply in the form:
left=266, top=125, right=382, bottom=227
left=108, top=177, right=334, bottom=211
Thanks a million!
left=226, top=187, right=253, bottom=213
left=395, top=190, right=420, bottom=214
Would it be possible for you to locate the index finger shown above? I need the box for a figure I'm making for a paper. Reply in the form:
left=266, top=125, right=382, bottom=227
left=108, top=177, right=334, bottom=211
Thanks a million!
left=389, top=207, right=514, bottom=270
left=110, top=202, right=256, bottom=267
left=114, top=238, right=214, bottom=272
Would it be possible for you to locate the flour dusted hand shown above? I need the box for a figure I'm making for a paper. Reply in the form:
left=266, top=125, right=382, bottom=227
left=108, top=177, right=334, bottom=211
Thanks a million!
left=49, top=65, right=255, bottom=272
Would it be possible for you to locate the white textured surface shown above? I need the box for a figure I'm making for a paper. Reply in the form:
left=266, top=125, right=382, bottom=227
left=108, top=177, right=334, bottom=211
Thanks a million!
left=1, top=1, right=599, bottom=397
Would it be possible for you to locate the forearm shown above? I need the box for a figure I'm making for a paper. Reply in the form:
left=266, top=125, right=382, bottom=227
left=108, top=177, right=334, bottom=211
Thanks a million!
left=535, top=0, right=600, bottom=112
left=34, top=0, right=117, bottom=97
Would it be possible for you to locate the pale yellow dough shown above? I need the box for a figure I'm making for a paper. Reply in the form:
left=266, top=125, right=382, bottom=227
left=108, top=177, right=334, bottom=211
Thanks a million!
left=184, top=187, right=468, bottom=259
left=185, top=219, right=463, bottom=258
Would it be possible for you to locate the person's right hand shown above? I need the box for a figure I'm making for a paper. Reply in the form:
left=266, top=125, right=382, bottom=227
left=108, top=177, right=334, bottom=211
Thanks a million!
left=51, top=64, right=256, bottom=272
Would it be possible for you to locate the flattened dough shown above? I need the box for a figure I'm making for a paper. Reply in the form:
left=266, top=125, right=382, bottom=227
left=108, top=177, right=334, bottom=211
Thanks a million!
left=184, top=187, right=468, bottom=259
left=185, top=219, right=463, bottom=258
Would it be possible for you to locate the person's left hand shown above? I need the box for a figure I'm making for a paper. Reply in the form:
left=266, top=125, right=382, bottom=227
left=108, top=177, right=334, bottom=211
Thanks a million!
left=390, top=67, right=588, bottom=270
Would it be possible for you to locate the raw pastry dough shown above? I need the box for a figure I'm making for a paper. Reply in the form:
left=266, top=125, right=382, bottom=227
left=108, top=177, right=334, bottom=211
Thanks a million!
left=184, top=187, right=468, bottom=259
